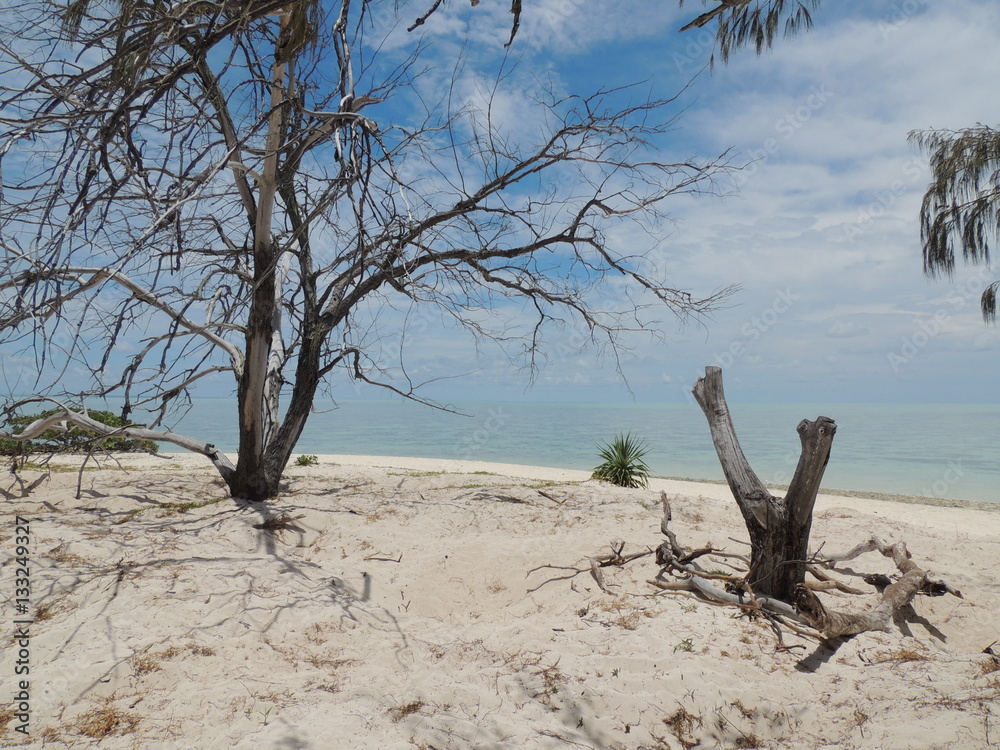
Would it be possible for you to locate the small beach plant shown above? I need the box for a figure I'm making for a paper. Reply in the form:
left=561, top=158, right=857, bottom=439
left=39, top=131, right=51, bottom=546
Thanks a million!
left=591, top=433, right=651, bottom=489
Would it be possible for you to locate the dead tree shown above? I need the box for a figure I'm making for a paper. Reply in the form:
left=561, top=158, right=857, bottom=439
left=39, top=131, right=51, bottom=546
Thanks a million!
left=535, top=365, right=962, bottom=639
left=0, top=1, right=737, bottom=501
left=692, top=366, right=836, bottom=601
left=648, top=491, right=963, bottom=641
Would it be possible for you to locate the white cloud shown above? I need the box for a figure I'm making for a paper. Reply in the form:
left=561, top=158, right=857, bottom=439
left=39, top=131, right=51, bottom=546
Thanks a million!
left=827, top=320, right=870, bottom=338
left=63, top=0, right=996, bottom=405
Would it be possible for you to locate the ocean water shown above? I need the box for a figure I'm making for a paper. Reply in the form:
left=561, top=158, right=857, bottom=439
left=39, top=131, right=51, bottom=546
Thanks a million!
left=161, top=399, right=999, bottom=504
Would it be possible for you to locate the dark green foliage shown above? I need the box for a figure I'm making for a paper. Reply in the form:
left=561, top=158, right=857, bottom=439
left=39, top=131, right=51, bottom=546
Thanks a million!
left=294, top=454, right=318, bottom=466
left=983, top=281, right=1000, bottom=324
left=0, top=410, right=159, bottom=456
left=679, top=0, right=819, bottom=65
left=910, top=126, right=1000, bottom=323
left=591, top=432, right=652, bottom=489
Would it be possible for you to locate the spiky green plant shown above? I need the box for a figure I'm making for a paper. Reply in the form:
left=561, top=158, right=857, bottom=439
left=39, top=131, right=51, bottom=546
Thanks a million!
left=591, top=433, right=651, bottom=489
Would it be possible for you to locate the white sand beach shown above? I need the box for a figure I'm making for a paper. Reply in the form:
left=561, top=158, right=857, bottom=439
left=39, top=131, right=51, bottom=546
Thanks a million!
left=2, top=453, right=999, bottom=749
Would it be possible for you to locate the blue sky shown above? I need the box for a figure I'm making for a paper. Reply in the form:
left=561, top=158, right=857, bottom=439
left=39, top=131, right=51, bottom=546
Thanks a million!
left=4, top=0, right=997, bottom=407
left=359, top=0, right=1000, bottom=404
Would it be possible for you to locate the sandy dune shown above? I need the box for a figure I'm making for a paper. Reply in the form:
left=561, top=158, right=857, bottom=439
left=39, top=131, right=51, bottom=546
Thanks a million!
left=1, top=453, right=998, bottom=749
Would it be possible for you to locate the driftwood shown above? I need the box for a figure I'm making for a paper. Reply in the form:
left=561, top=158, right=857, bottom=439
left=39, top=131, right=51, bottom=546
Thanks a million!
left=526, top=542, right=654, bottom=594
left=802, top=563, right=865, bottom=594
left=793, top=537, right=963, bottom=638
left=529, top=488, right=962, bottom=646
left=692, top=366, right=836, bottom=600
left=651, top=492, right=808, bottom=625
left=651, top=492, right=962, bottom=643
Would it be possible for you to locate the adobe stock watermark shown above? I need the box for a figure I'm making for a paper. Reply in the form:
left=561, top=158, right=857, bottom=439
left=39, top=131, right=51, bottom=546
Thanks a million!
left=537, top=0, right=586, bottom=31
left=887, top=267, right=994, bottom=373
left=345, top=304, right=444, bottom=397
left=657, top=288, right=797, bottom=400
left=762, top=448, right=807, bottom=488
left=672, top=27, right=715, bottom=72
left=712, top=288, right=799, bottom=369
left=922, top=460, right=964, bottom=499
left=549, top=299, right=622, bottom=367
left=843, top=157, right=925, bottom=242
left=659, top=370, right=704, bottom=405
left=879, top=0, right=927, bottom=40
left=454, top=406, right=509, bottom=461
left=732, top=85, right=834, bottom=190
left=552, top=325, right=592, bottom=366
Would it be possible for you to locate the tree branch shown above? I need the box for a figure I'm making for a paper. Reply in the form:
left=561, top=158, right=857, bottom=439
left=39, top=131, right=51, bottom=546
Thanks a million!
left=692, top=366, right=776, bottom=529
left=2, top=400, right=236, bottom=481
left=2, top=261, right=245, bottom=376
left=796, top=537, right=962, bottom=638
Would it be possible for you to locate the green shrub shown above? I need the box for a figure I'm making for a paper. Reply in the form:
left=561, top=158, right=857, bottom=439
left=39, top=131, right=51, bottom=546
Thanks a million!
left=295, top=454, right=318, bottom=466
left=0, top=409, right=159, bottom=456
left=591, top=432, right=651, bottom=489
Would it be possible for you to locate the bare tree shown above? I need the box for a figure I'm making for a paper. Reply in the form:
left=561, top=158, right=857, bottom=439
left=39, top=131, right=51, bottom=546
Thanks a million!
left=673, top=368, right=961, bottom=628
left=0, top=0, right=735, bottom=500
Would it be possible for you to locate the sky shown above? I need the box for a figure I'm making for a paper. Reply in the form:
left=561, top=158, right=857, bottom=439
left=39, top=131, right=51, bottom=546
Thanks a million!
left=3, top=0, right=998, bottom=407
left=351, top=0, right=1000, bottom=405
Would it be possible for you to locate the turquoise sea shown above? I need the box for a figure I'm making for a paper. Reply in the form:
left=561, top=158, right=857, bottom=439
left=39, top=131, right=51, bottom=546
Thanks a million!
left=163, top=399, right=999, bottom=504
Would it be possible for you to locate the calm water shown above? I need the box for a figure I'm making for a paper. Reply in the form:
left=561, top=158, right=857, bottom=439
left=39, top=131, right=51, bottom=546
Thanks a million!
left=157, top=399, right=999, bottom=504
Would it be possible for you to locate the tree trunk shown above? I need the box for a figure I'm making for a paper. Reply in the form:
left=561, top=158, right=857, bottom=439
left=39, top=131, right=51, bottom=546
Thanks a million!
left=227, top=319, right=326, bottom=502
left=229, top=12, right=291, bottom=503
left=692, top=366, right=837, bottom=601
left=227, top=452, right=281, bottom=501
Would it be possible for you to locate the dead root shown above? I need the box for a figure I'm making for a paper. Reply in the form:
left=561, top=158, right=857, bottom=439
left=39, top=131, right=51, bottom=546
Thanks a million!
left=793, top=537, right=962, bottom=638
left=530, top=490, right=964, bottom=649
left=526, top=539, right=653, bottom=594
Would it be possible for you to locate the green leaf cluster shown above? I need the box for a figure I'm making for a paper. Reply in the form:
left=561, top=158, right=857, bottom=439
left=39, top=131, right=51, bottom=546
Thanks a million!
left=0, top=410, right=159, bottom=456
left=591, top=432, right=651, bottom=489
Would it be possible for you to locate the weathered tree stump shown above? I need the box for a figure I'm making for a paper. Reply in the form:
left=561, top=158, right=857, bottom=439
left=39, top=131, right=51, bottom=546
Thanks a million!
left=692, top=366, right=836, bottom=601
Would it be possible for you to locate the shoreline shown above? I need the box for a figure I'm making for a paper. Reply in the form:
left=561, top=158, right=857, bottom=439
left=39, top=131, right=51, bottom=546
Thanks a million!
left=37, top=450, right=996, bottom=511
left=659, top=474, right=1000, bottom=512
left=286, top=452, right=1000, bottom=512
